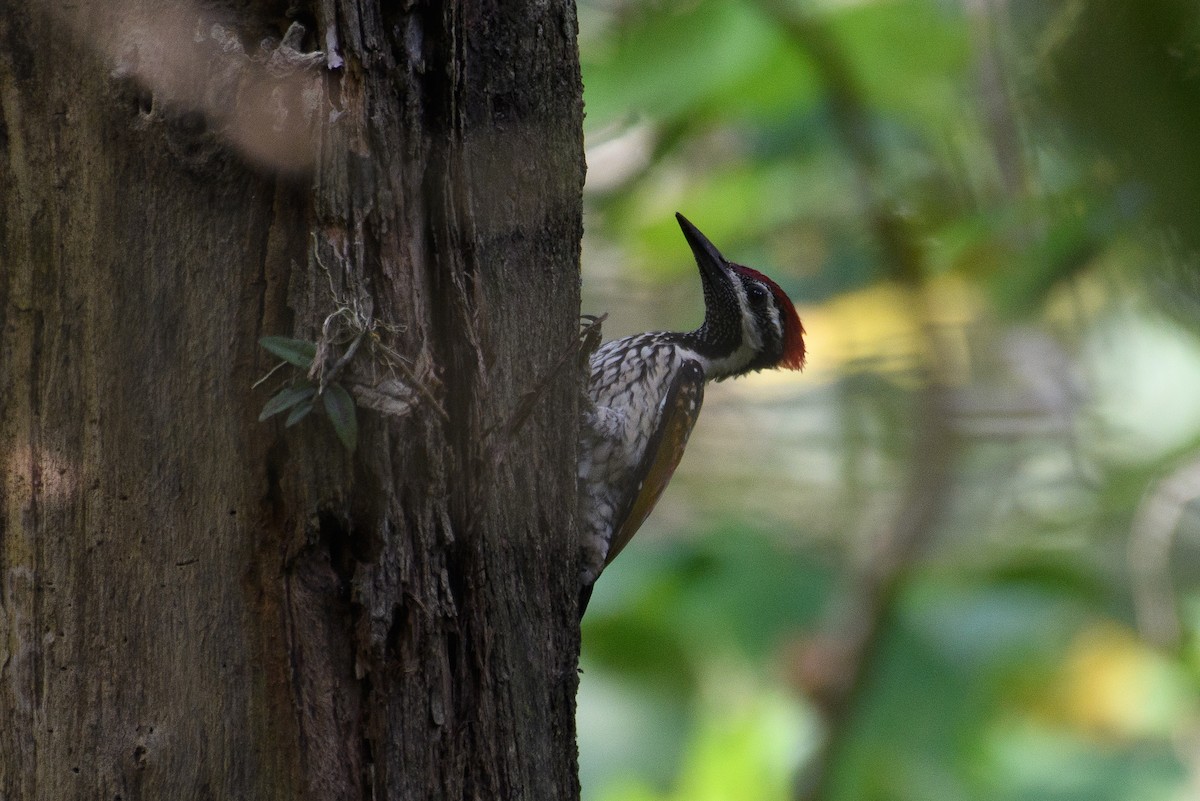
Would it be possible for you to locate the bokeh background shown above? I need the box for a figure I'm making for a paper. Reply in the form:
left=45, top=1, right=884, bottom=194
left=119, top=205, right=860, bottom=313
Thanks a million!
left=573, top=1, right=1200, bottom=799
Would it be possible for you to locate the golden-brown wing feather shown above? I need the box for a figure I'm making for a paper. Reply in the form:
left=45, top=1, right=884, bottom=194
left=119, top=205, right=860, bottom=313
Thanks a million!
left=604, top=361, right=706, bottom=568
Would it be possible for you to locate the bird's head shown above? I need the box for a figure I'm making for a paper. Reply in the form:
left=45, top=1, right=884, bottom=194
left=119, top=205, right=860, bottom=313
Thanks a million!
left=676, top=212, right=806, bottom=379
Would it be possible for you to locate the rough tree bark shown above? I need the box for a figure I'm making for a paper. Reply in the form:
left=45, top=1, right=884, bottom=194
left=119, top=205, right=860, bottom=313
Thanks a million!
left=0, top=2, right=585, bottom=799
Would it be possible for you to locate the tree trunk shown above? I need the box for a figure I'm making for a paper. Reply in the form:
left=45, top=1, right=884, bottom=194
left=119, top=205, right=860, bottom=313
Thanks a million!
left=0, top=2, right=584, bottom=800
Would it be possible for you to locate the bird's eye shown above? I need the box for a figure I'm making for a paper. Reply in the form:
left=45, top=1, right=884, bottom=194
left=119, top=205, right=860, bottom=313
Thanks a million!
left=747, top=283, right=769, bottom=304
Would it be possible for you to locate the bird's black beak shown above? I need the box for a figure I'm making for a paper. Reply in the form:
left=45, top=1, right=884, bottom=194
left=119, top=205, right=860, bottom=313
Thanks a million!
left=676, top=213, right=728, bottom=286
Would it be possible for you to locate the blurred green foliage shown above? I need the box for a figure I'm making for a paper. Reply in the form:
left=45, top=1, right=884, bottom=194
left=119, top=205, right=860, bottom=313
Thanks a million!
left=577, top=0, right=1200, bottom=800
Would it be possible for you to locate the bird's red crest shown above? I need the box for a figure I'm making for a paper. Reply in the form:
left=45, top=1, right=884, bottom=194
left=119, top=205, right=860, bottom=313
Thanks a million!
left=732, top=264, right=806, bottom=370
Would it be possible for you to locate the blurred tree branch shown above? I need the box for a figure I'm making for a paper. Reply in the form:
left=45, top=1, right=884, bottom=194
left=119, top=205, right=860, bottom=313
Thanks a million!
left=1129, top=459, right=1200, bottom=650
left=758, top=0, right=922, bottom=287
left=965, top=0, right=1029, bottom=201
left=755, top=3, right=959, bottom=799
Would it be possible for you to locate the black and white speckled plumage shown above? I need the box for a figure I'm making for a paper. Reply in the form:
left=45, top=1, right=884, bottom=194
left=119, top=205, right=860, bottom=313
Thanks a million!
left=578, top=333, right=703, bottom=585
left=578, top=214, right=806, bottom=612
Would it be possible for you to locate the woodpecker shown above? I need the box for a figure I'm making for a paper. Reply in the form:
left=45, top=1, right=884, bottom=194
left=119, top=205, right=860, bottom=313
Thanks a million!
left=578, top=213, right=806, bottom=615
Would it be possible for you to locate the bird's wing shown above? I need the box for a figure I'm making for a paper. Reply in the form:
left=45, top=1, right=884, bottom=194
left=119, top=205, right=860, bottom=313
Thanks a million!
left=604, top=360, right=706, bottom=568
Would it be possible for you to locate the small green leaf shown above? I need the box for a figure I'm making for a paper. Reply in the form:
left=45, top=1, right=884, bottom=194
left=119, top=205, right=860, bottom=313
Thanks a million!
left=322, top=383, right=358, bottom=452
left=259, top=385, right=316, bottom=421
left=259, top=336, right=317, bottom=369
left=285, top=399, right=315, bottom=427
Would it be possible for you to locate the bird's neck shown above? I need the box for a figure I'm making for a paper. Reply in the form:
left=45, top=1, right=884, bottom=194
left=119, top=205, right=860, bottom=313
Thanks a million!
left=674, top=322, right=757, bottom=382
